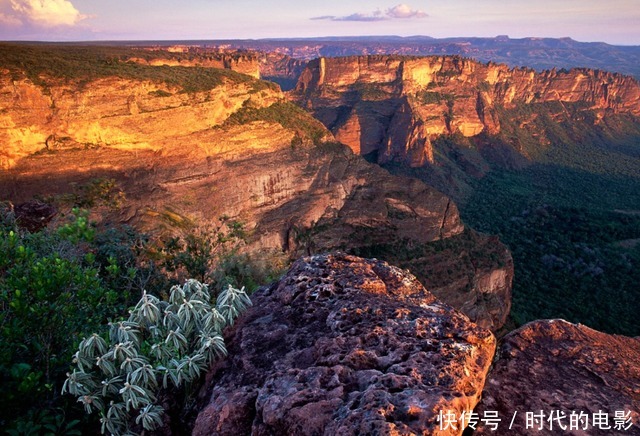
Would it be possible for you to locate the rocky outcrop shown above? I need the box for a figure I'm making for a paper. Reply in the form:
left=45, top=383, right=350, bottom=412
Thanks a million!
left=291, top=55, right=640, bottom=168
left=127, top=51, right=261, bottom=78
left=193, top=253, right=496, bottom=435
left=476, top=319, right=640, bottom=435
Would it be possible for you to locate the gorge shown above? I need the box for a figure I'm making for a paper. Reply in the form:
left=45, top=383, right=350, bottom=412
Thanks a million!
left=0, top=42, right=638, bottom=434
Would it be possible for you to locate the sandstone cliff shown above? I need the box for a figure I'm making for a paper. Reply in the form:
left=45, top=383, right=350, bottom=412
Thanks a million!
left=0, top=52, right=512, bottom=329
left=0, top=68, right=276, bottom=169
left=291, top=55, right=640, bottom=170
left=127, top=51, right=261, bottom=78
left=193, top=253, right=496, bottom=436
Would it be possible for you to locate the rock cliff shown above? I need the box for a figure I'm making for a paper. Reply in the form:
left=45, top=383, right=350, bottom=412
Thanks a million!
left=0, top=68, right=277, bottom=169
left=127, top=51, right=261, bottom=79
left=0, top=53, right=512, bottom=329
left=291, top=55, right=640, bottom=169
left=476, top=319, right=640, bottom=435
left=193, top=253, right=496, bottom=436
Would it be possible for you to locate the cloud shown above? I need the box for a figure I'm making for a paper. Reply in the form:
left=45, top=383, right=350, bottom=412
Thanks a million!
left=386, top=4, right=427, bottom=19
left=311, top=4, right=427, bottom=22
left=8, top=0, right=87, bottom=27
left=336, top=11, right=386, bottom=22
left=0, top=11, right=22, bottom=26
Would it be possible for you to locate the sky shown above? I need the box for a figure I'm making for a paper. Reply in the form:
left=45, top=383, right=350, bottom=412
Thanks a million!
left=0, top=0, right=639, bottom=45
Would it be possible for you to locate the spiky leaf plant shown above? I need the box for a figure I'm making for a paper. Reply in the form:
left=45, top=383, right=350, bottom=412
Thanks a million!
left=63, top=279, right=251, bottom=435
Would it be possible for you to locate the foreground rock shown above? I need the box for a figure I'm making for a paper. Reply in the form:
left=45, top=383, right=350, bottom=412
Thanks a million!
left=476, top=319, right=640, bottom=435
left=193, top=253, right=496, bottom=435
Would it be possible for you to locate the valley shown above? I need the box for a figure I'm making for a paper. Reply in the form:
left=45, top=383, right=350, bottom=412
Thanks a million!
left=1, top=41, right=639, bottom=434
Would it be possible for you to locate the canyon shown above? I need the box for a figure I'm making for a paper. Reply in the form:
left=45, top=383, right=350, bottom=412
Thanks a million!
left=0, top=45, right=511, bottom=330
left=1, top=44, right=639, bottom=434
left=291, top=55, right=640, bottom=192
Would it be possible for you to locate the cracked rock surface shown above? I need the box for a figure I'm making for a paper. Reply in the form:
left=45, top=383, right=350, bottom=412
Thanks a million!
left=193, top=253, right=495, bottom=435
left=476, top=319, right=640, bottom=435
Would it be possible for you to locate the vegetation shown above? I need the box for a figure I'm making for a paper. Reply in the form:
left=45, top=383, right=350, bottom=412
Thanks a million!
left=0, top=43, right=272, bottom=94
left=384, top=100, right=640, bottom=336
left=352, top=82, right=395, bottom=100
left=415, top=91, right=455, bottom=106
left=462, top=166, right=640, bottom=336
left=220, top=101, right=327, bottom=144
left=456, top=105, right=640, bottom=335
left=63, top=280, right=250, bottom=435
left=351, top=228, right=508, bottom=297
left=0, top=203, right=276, bottom=433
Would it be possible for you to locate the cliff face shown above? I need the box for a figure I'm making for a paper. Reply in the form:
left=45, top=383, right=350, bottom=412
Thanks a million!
left=292, top=55, right=640, bottom=168
left=0, top=69, right=277, bottom=169
left=127, top=53, right=261, bottom=78
left=0, top=65, right=512, bottom=328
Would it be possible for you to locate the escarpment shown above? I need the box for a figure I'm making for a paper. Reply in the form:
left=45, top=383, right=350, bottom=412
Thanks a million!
left=0, top=55, right=512, bottom=329
left=0, top=69, right=279, bottom=169
left=291, top=55, right=640, bottom=172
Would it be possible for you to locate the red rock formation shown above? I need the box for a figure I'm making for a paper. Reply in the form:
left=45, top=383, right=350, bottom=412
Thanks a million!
left=476, top=319, right=640, bottom=435
left=193, top=253, right=496, bottom=436
left=0, top=56, right=511, bottom=330
left=291, top=55, right=640, bottom=168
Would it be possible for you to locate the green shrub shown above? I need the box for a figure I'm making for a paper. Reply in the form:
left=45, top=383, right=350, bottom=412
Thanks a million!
left=63, top=280, right=251, bottom=435
left=220, top=102, right=327, bottom=144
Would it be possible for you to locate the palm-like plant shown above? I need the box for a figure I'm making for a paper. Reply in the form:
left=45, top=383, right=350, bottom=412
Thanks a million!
left=62, top=369, right=97, bottom=397
left=109, top=322, right=141, bottom=346
left=131, top=291, right=161, bottom=325
left=217, top=284, right=252, bottom=325
left=101, top=375, right=124, bottom=397
left=136, top=405, right=164, bottom=431
left=63, top=279, right=251, bottom=435
left=198, top=333, right=227, bottom=364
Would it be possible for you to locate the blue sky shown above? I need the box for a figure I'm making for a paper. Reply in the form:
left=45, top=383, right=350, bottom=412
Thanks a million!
left=0, top=0, right=638, bottom=45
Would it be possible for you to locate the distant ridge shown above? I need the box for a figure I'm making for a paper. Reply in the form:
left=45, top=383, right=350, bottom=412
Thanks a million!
left=149, top=35, right=639, bottom=79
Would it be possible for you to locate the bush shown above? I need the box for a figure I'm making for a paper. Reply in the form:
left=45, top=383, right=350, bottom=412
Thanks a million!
left=62, top=280, right=251, bottom=435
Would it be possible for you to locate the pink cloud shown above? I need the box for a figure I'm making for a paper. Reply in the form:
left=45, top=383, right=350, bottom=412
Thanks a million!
left=9, top=0, right=87, bottom=27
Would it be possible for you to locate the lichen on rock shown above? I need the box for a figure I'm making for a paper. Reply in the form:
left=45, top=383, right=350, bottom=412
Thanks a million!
left=193, top=253, right=496, bottom=435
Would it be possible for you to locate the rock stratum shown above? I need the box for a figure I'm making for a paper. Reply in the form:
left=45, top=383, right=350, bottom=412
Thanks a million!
left=291, top=55, right=640, bottom=193
left=193, top=253, right=496, bottom=436
left=0, top=45, right=512, bottom=329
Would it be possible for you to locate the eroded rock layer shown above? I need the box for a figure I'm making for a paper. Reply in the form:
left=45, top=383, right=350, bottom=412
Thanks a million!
left=193, top=253, right=496, bottom=436
left=0, top=56, right=512, bottom=329
left=292, top=55, right=640, bottom=168
left=476, top=319, right=640, bottom=435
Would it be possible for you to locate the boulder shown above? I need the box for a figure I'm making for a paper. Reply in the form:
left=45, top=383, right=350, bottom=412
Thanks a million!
left=193, top=253, right=496, bottom=435
left=476, top=319, right=640, bottom=435
left=14, top=200, right=57, bottom=232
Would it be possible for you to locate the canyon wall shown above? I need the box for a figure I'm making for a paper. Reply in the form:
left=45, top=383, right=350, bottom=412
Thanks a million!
left=0, top=69, right=277, bottom=169
left=0, top=67, right=510, bottom=328
left=292, top=55, right=640, bottom=168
